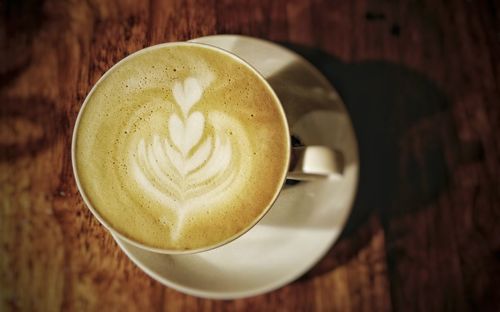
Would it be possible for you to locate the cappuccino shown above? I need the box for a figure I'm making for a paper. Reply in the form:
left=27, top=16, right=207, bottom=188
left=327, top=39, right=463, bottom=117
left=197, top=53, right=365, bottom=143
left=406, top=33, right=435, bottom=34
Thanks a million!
left=74, top=43, right=289, bottom=251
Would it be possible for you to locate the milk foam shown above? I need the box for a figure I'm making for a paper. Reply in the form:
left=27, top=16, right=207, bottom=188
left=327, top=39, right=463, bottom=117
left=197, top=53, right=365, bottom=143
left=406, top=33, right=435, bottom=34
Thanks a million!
left=130, top=77, right=251, bottom=239
left=75, top=44, right=289, bottom=250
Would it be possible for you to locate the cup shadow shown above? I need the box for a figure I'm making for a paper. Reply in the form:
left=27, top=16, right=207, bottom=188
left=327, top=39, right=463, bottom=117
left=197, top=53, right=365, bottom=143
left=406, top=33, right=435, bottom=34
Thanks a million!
left=268, top=42, right=458, bottom=280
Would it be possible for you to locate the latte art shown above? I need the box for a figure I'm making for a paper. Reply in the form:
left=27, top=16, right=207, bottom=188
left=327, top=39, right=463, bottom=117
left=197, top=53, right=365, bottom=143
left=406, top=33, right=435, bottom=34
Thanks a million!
left=74, top=44, right=289, bottom=250
left=131, top=77, right=251, bottom=239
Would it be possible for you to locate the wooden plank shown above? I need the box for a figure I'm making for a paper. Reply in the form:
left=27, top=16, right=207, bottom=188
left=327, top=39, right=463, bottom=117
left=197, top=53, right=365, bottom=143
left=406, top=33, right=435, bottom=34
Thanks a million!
left=1, top=0, right=499, bottom=310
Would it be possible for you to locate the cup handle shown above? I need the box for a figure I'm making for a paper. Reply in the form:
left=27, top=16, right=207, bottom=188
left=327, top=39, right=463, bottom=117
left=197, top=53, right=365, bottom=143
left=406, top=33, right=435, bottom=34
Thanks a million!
left=287, top=146, right=343, bottom=181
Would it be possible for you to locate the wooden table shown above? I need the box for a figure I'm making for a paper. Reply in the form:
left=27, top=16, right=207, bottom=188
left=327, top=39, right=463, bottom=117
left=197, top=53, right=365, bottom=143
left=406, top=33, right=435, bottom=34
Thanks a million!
left=1, top=0, right=499, bottom=311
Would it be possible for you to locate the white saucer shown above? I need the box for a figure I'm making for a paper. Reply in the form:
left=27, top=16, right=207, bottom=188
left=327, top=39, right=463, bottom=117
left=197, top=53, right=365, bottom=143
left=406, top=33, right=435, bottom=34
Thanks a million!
left=112, top=35, right=359, bottom=299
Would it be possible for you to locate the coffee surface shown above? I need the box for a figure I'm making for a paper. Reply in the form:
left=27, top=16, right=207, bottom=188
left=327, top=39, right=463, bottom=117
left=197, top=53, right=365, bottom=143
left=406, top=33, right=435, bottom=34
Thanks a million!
left=74, top=44, right=289, bottom=250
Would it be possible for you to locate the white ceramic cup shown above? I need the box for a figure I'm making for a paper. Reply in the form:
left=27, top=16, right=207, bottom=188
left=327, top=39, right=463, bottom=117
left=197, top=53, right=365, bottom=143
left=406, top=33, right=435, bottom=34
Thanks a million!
left=72, top=42, right=344, bottom=255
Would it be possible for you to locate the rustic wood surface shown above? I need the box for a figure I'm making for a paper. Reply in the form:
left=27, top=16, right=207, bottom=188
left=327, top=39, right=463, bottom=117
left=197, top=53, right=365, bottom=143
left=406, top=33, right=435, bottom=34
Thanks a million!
left=1, top=0, right=499, bottom=311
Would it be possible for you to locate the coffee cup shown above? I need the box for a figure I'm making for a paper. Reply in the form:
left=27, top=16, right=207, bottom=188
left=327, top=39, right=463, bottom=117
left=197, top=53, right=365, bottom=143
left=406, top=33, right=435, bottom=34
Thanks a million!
left=72, top=41, right=343, bottom=254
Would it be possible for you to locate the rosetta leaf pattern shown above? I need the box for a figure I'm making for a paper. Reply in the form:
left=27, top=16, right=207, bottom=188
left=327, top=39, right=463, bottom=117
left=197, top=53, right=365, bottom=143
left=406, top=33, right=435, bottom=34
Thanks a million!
left=130, top=76, right=250, bottom=240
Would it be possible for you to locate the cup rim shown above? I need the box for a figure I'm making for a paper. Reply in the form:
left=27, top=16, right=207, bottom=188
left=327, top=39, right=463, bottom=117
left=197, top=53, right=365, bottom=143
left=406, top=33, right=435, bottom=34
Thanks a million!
left=71, top=41, right=291, bottom=255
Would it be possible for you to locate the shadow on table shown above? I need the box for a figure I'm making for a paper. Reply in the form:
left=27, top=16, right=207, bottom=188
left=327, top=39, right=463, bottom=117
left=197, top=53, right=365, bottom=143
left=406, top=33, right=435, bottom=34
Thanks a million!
left=0, top=0, right=68, bottom=163
left=273, top=43, right=457, bottom=281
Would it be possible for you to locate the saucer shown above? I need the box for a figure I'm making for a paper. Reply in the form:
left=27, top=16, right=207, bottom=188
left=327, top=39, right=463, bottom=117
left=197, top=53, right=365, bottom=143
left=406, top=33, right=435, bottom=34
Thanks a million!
left=112, top=35, right=359, bottom=299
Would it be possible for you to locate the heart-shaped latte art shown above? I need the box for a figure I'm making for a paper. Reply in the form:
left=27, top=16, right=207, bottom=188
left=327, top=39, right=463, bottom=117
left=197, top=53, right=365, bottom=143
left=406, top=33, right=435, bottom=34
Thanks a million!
left=173, top=77, right=203, bottom=117
left=168, top=112, right=205, bottom=156
left=128, top=75, right=253, bottom=242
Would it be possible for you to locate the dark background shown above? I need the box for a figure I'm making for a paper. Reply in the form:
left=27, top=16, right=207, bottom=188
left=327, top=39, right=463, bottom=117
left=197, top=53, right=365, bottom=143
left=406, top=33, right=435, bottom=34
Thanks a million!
left=1, top=0, right=499, bottom=311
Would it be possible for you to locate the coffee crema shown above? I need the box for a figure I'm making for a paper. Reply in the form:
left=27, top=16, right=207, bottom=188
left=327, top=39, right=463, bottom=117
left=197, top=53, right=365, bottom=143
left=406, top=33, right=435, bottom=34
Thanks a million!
left=74, top=44, right=289, bottom=251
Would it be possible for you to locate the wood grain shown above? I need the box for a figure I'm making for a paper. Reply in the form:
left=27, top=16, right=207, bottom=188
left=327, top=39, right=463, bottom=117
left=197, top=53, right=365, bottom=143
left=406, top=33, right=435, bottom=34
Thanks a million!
left=1, top=0, right=499, bottom=311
